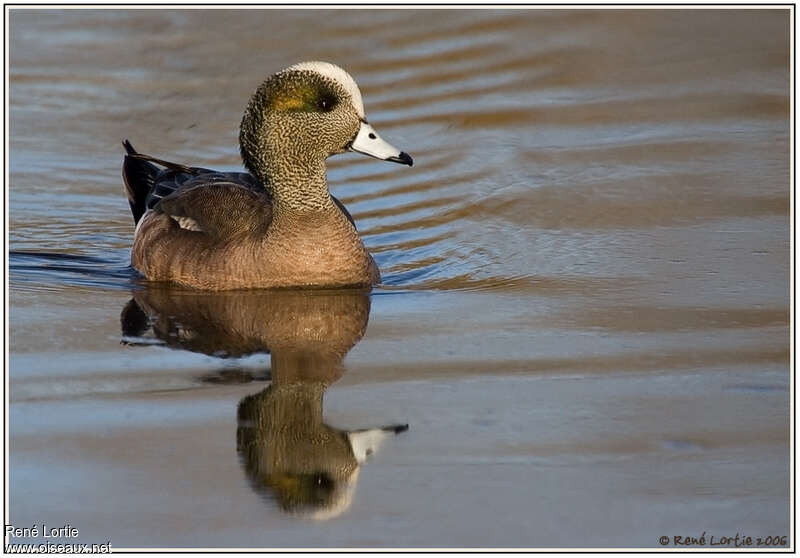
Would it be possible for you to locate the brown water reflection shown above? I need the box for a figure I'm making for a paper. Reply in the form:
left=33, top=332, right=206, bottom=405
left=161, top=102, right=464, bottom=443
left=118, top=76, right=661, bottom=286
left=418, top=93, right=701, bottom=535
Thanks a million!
left=122, top=288, right=407, bottom=519
left=9, top=8, right=789, bottom=548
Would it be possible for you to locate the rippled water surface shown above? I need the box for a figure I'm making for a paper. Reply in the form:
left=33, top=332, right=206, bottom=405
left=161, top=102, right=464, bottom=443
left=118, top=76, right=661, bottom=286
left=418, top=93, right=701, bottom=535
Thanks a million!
left=9, top=9, right=790, bottom=548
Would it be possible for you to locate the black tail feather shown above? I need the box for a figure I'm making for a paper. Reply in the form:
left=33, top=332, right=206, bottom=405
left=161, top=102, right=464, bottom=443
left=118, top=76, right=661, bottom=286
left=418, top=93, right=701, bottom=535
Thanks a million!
left=122, top=139, right=137, bottom=156
left=122, top=139, right=159, bottom=225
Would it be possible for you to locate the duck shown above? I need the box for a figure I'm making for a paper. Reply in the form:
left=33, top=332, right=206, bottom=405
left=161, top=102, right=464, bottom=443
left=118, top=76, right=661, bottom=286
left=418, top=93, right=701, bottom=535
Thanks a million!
left=122, top=61, right=412, bottom=290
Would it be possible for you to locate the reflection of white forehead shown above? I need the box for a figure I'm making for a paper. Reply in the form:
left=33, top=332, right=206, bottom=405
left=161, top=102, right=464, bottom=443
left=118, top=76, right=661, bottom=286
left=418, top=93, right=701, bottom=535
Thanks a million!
left=287, top=61, right=365, bottom=119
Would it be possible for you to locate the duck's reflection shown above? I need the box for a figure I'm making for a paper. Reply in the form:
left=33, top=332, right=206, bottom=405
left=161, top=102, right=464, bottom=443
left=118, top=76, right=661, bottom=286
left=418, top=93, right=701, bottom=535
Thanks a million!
left=121, top=287, right=407, bottom=519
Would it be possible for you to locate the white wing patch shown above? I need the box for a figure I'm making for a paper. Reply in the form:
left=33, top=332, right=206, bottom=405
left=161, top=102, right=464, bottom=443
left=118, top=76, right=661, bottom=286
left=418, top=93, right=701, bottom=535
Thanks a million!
left=175, top=216, right=203, bottom=232
left=287, top=61, right=365, bottom=119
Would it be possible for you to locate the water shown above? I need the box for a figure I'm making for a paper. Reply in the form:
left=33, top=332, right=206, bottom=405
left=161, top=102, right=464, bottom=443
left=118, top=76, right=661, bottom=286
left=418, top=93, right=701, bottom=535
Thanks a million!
left=8, top=8, right=790, bottom=548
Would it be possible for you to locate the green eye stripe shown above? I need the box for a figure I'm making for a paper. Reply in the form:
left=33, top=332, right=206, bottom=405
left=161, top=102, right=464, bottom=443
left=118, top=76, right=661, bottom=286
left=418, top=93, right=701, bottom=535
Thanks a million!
left=270, top=83, right=338, bottom=113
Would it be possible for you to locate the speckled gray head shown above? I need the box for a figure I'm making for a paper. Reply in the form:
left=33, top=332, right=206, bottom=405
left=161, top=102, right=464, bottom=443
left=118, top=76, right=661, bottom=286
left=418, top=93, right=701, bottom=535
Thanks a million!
left=239, top=61, right=412, bottom=184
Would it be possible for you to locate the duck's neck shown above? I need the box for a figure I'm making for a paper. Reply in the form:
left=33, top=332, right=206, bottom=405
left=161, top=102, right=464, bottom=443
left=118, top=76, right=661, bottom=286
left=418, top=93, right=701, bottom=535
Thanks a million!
left=258, top=156, right=336, bottom=215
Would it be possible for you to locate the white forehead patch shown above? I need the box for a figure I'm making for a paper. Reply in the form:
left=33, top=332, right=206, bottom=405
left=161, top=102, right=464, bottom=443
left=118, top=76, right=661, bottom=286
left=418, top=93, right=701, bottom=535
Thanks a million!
left=287, top=61, right=365, bottom=119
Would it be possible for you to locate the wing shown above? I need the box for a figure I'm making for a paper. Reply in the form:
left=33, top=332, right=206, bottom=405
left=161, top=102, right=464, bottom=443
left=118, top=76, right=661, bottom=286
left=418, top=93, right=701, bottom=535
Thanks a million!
left=155, top=175, right=274, bottom=240
left=332, top=196, right=356, bottom=229
left=145, top=168, right=263, bottom=209
left=152, top=171, right=356, bottom=235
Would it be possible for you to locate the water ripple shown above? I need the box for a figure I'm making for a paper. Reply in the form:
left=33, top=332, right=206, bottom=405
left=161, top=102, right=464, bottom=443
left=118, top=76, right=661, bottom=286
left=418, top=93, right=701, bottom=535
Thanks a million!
left=10, top=250, right=138, bottom=292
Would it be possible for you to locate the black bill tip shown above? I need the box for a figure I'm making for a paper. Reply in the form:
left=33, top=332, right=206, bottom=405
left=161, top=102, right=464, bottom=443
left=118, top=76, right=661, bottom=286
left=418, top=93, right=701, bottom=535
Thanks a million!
left=387, top=151, right=413, bottom=167
left=383, top=424, right=409, bottom=434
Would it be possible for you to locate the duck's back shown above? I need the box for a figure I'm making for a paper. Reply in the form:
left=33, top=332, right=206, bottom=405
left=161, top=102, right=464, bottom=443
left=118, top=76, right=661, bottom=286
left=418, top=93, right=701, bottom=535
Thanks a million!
left=122, top=140, right=266, bottom=223
left=146, top=170, right=264, bottom=216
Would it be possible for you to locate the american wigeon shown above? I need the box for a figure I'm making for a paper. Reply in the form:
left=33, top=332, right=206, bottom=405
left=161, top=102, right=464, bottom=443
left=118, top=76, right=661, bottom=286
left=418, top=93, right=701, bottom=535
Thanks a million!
left=122, top=61, right=412, bottom=290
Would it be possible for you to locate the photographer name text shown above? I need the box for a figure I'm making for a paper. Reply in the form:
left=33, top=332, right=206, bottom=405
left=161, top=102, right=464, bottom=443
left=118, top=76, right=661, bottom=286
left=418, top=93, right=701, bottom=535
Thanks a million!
left=5, top=524, right=79, bottom=539
left=659, top=532, right=788, bottom=547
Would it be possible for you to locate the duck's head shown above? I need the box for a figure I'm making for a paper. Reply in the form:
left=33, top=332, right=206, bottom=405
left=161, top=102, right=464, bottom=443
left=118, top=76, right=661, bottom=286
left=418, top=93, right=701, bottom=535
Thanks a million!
left=240, top=61, right=412, bottom=178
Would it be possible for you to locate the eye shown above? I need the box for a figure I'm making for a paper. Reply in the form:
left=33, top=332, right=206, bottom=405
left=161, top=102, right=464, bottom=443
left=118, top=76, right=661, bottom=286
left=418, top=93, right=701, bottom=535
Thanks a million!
left=317, top=95, right=336, bottom=112
left=313, top=473, right=334, bottom=490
